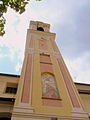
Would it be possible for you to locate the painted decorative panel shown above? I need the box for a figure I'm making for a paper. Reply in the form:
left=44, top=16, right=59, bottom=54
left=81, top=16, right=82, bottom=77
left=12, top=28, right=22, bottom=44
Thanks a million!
left=42, top=73, right=60, bottom=99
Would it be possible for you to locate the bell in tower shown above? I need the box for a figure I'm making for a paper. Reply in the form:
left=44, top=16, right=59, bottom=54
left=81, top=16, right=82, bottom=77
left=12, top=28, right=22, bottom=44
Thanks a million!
left=11, top=21, right=89, bottom=120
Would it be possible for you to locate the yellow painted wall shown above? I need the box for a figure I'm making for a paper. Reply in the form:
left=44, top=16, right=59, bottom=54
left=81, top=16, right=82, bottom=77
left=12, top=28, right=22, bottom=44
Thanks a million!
left=0, top=74, right=90, bottom=117
left=75, top=83, right=90, bottom=116
left=0, top=74, right=19, bottom=99
left=31, top=31, right=72, bottom=115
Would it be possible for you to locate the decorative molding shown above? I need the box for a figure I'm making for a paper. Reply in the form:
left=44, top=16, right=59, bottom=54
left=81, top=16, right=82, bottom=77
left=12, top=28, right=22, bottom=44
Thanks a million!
left=25, top=48, right=61, bottom=58
left=12, top=105, right=34, bottom=114
left=12, top=110, right=89, bottom=120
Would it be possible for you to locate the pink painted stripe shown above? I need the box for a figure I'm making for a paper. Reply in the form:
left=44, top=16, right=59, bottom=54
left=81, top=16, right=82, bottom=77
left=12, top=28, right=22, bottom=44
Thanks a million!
left=51, top=40, right=59, bottom=52
left=21, top=54, right=32, bottom=103
left=29, top=36, right=33, bottom=48
left=57, top=58, right=81, bottom=108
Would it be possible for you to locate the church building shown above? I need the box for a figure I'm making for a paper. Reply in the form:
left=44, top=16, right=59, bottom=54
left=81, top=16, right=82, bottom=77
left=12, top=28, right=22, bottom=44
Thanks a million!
left=0, top=21, right=90, bottom=120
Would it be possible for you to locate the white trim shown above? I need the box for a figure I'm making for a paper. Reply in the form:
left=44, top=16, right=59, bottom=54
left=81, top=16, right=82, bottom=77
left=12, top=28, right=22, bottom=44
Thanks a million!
left=25, top=48, right=61, bottom=57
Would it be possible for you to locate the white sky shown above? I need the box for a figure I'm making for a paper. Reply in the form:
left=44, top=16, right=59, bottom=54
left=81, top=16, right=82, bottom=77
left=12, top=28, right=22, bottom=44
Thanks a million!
left=0, top=0, right=90, bottom=84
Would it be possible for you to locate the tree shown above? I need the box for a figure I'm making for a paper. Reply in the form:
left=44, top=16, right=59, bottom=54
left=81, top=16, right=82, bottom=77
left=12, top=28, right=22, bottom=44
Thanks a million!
left=0, top=0, right=41, bottom=36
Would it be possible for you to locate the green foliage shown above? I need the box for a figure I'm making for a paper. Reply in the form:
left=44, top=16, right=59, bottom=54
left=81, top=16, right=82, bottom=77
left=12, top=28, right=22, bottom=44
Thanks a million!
left=0, top=0, right=42, bottom=36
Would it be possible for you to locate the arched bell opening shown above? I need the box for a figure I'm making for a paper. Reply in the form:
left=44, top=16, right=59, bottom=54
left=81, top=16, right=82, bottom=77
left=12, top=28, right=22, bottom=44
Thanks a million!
left=37, top=27, right=44, bottom=31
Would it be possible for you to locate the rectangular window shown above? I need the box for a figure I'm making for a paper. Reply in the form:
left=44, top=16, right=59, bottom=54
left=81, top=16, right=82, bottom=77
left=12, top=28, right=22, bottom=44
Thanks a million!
left=5, top=87, right=17, bottom=94
left=5, top=83, right=17, bottom=94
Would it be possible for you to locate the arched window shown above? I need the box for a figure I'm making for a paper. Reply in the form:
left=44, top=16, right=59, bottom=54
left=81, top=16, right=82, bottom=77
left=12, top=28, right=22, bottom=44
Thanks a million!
left=41, top=73, right=60, bottom=99
left=37, top=27, right=44, bottom=31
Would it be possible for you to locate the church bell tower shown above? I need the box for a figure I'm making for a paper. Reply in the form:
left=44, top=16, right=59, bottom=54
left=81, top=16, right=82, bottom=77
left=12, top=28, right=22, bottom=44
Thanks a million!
left=11, top=21, right=89, bottom=120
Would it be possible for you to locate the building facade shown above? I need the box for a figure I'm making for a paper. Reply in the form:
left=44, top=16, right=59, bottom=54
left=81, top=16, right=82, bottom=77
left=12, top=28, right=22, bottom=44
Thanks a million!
left=0, top=21, right=90, bottom=120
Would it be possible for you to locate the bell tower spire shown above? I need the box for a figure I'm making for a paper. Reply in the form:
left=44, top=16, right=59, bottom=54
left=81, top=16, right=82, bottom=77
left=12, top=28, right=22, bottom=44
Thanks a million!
left=11, top=21, right=89, bottom=120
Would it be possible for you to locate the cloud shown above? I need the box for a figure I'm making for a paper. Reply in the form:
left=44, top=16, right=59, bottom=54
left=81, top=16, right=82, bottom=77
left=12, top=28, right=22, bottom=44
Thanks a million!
left=65, top=52, right=90, bottom=84
left=0, top=0, right=62, bottom=61
left=54, top=0, right=90, bottom=59
left=0, top=54, right=7, bottom=58
left=0, top=0, right=90, bottom=84
left=15, top=63, right=22, bottom=73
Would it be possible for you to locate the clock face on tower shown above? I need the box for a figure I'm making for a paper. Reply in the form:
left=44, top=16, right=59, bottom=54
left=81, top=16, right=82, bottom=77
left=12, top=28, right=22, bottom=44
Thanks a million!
left=41, top=73, right=60, bottom=99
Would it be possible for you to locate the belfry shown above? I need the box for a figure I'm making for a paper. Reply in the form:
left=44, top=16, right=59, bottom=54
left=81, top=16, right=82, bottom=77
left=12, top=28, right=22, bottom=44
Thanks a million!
left=11, top=21, right=89, bottom=120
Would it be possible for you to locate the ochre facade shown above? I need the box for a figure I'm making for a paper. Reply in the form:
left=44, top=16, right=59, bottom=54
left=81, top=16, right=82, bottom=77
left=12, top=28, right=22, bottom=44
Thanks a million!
left=0, top=73, right=90, bottom=119
left=0, top=21, right=90, bottom=120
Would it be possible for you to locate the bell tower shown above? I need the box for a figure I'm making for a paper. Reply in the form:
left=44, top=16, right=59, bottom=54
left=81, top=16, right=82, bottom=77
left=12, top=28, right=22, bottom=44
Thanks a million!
left=11, top=21, right=89, bottom=120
